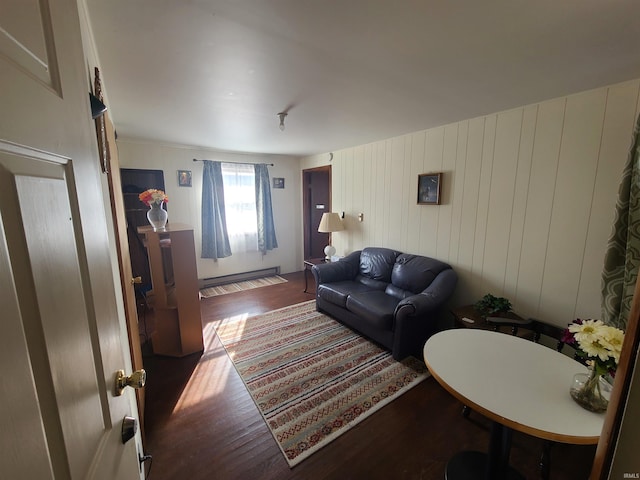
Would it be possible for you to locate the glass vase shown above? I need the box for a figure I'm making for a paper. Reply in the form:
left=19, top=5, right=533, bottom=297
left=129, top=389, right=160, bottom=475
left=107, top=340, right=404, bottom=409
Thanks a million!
left=569, top=370, right=611, bottom=413
left=147, top=201, right=168, bottom=231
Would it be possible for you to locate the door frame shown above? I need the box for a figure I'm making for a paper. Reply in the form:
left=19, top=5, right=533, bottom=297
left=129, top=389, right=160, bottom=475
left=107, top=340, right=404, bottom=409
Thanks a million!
left=103, top=113, right=146, bottom=435
left=590, top=268, right=640, bottom=478
left=302, top=165, right=332, bottom=260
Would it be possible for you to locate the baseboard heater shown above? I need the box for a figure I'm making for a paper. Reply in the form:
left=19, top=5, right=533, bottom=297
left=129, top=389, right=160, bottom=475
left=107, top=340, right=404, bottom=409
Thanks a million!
left=199, top=266, right=281, bottom=289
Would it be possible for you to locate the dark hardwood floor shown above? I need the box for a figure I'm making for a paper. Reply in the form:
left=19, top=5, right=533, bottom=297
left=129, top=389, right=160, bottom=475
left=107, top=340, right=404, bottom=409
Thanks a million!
left=142, top=271, right=595, bottom=480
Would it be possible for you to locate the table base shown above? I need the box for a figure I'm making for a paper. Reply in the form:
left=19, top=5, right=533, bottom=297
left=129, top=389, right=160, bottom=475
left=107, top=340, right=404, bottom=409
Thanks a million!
left=446, top=451, right=524, bottom=480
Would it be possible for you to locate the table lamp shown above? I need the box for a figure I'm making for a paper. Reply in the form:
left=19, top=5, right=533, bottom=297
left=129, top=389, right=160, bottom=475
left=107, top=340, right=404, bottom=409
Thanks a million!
left=318, top=212, right=344, bottom=260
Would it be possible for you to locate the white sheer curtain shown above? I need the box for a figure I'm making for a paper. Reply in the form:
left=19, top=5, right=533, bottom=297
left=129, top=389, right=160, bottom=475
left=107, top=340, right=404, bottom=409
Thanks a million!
left=221, top=162, right=258, bottom=253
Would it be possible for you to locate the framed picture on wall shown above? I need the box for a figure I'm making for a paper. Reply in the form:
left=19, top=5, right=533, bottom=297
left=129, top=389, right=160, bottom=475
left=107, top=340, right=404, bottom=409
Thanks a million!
left=417, top=172, right=442, bottom=205
left=178, top=170, right=192, bottom=187
left=273, top=177, right=285, bottom=189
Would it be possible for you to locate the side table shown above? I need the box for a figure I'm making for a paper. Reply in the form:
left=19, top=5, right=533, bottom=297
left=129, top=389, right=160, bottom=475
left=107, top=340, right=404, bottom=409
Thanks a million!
left=303, top=258, right=325, bottom=293
left=450, top=305, right=529, bottom=334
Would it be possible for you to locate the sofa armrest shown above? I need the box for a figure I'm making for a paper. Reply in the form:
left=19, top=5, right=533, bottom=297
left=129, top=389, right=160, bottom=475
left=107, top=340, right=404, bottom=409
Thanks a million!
left=395, top=268, right=458, bottom=316
left=391, top=268, right=457, bottom=360
left=311, top=250, right=361, bottom=285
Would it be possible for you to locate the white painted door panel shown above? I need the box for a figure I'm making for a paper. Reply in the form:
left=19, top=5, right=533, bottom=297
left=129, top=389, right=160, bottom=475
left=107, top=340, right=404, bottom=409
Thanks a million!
left=0, top=0, right=142, bottom=478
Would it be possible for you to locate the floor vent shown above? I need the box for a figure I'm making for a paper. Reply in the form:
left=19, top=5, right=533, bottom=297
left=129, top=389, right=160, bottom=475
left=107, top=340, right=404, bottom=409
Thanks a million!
left=199, top=266, right=281, bottom=289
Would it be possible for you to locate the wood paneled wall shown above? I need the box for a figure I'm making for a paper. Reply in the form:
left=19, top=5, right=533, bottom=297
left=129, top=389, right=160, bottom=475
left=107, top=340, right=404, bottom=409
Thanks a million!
left=304, top=79, right=640, bottom=326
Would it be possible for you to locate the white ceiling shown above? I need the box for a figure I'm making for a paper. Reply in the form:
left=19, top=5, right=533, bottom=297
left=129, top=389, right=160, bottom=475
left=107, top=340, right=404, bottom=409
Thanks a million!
left=86, top=0, right=640, bottom=157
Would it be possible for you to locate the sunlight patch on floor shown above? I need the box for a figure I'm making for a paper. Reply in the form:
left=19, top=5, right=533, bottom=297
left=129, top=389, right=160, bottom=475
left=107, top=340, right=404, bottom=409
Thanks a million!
left=171, top=314, right=248, bottom=412
left=207, top=312, right=249, bottom=360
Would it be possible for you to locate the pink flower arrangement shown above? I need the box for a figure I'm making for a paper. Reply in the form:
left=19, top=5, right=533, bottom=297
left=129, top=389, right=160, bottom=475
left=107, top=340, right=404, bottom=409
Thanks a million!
left=139, top=189, right=168, bottom=207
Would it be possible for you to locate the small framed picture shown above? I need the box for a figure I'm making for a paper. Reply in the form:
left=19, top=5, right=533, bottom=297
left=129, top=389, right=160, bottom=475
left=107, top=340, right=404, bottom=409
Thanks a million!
left=273, top=177, right=285, bottom=189
left=417, top=173, right=442, bottom=205
left=178, top=170, right=192, bottom=187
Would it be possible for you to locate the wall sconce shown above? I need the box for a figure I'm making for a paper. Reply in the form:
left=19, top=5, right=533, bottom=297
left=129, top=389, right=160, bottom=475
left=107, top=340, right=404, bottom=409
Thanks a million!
left=277, top=112, right=287, bottom=131
left=89, top=93, right=107, bottom=119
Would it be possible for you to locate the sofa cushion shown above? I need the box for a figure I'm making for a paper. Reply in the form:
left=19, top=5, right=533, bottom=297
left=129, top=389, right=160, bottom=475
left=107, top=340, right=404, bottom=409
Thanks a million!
left=391, top=254, right=451, bottom=294
left=359, top=247, right=400, bottom=283
left=346, top=291, right=400, bottom=330
left=384, top=284, right=414, bottom=300
left=354, top=274, right=389, bottom=291
left=317, top=281, right=378, bottom=308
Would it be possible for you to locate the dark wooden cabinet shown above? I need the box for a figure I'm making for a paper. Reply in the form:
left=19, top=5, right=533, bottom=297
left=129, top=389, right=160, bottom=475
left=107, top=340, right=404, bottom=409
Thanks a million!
left=120, top=168, right=165, bottom=290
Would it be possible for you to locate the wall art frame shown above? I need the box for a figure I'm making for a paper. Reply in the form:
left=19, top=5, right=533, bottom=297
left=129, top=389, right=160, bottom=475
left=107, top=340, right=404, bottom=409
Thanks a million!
left=417, top=172, right=442, bottom=205
left=178, top=169, right=192, bottom=187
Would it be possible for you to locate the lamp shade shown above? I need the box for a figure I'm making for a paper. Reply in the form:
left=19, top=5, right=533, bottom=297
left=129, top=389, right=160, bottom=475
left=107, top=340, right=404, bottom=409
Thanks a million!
left=318, top=212, right=344, bottom=233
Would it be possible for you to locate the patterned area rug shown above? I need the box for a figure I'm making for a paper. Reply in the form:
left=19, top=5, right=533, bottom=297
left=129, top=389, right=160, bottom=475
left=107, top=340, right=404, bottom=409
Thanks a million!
left=200, top=275, right=287, bottom=298
left=213, top=300, right=429, bottom=467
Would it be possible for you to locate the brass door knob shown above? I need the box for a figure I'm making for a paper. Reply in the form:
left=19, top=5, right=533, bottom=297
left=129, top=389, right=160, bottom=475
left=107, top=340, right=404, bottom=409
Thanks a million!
left=115, top=369, right=146, bottom=396
left=130, top=276, right=142, bottom=285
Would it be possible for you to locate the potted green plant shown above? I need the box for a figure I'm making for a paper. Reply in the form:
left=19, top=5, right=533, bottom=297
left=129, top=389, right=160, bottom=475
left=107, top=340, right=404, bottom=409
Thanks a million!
left=474, top=294, right=512, bottom=317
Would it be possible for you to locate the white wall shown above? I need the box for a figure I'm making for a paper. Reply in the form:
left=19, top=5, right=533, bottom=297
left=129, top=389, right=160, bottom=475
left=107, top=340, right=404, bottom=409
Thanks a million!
left=302, top=79, right=640, bottom=328
left=116, top=139, right=303, bottom=280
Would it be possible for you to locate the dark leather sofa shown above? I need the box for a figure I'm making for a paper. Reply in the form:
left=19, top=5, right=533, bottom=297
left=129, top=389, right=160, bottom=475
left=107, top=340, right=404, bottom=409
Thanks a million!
left=311, top=247, right=457, bottom=360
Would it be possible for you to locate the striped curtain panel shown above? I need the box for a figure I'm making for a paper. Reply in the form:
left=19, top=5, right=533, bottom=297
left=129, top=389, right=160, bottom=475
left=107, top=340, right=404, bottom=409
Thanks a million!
left=601, top=114, right=640, bottom=330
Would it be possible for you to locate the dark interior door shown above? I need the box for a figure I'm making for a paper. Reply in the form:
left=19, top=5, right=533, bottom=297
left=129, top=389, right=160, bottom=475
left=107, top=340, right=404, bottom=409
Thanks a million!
left=120, top=168, right=165, bottom=291
left=303, top=166, right=331, bottom=259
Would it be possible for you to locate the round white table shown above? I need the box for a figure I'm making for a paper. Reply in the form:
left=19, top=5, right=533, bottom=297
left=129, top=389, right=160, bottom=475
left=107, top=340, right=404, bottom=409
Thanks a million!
left=423, top=329, right=605, bottom=480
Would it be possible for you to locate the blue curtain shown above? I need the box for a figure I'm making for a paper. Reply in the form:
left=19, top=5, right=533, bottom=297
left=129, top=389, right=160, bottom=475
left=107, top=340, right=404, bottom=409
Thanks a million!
left=255, top=163, right=278, bottom=254
left=201, top=160, right=231, bottom=260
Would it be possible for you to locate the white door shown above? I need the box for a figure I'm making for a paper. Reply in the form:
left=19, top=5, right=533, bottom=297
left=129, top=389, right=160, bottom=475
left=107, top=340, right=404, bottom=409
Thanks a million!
left=0, top=0, right=143, bottom=479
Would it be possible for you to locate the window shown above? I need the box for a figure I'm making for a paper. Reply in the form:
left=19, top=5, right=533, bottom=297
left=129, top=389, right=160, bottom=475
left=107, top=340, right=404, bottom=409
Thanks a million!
left=221, top=162, right=258, bottom=253
left=201, top=159, right=277, bottom=260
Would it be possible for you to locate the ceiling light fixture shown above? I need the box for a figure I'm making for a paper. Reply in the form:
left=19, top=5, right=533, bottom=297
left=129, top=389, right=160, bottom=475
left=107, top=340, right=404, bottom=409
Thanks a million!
left=277, top=112, right=287, bottom=131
